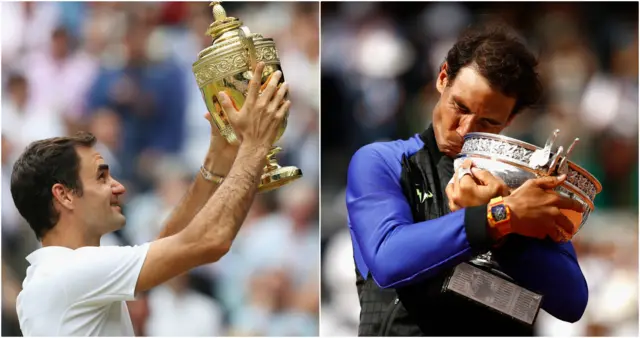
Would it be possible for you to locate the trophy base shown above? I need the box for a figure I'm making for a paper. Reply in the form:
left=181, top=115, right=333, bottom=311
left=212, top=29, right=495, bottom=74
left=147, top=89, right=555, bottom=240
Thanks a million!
left=257, top=146, right=303, bottom=193
left=258, top=166, right=303, bottom=193
left=442, top=262, right=543, bottom=326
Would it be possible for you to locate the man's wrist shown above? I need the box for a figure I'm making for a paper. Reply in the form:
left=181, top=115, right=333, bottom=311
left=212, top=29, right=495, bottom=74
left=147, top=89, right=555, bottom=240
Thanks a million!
left=200, top=166, right=225, bottom=184
left=464, top=205, right=497, bottom=252
left=204, top=138, right=238, bottom=173
left=239, top=142, right=271, bottom=159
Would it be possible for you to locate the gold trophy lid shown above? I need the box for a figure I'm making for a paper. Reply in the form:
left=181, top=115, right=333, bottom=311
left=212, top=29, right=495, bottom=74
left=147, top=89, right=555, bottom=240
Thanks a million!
left=196, top=1, right=249, bottom=61
left=206, top=1, right=243, bottom=40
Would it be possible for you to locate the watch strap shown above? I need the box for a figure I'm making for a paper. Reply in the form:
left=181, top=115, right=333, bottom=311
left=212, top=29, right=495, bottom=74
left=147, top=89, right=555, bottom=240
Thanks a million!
left=200, top=165, right=225, bottom=184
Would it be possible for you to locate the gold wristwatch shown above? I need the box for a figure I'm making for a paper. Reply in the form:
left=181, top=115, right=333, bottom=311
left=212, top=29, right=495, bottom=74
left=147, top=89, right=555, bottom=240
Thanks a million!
left=487, top=196, right=512, bottom=240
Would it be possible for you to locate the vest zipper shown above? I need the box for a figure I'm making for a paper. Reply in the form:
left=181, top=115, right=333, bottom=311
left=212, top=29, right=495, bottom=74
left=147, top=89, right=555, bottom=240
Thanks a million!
left=377, top=297, right=401, bottom=336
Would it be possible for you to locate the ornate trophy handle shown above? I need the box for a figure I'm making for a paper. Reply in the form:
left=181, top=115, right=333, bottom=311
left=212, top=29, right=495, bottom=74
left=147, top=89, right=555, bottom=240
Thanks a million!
left=558, top=138, right=579, bottom=175
left=547, top=146, right=564, bottom=176
left=239, top=27, right=258, bottom=71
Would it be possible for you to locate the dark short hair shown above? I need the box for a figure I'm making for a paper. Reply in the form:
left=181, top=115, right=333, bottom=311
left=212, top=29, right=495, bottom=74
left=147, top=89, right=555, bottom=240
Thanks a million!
left=444, top=24, right=543, bottom=115
left=10, top=132, right=97, bottom=240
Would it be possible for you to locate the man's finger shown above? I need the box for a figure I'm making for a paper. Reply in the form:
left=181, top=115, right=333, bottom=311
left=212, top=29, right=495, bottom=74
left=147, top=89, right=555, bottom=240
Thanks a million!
left=553, top=212, right=575, bottom=238
left=259, top=71, right=283, bottom=105
left=452, top=167, right=462, bottom=193
left=274, top=100, right=291, bottom=121
left=471, top=168, right=510, bottom=197
left=454, top=161, right=475, bottom=190
left=458, top=173, right=477, bottom=192
left=217, top=92, right=239, bottom=121
left=470, top=167, right=499, bottom=185
left=552, top=195, right=586, bottom=213
left=246, top=62, right=266, bottom=107
left=461, top=159, right=474, bottom=170
left=268, top=82, right=289, bottom=113
left=533, top=174, right=566, bottom=190
left=445, top=182, right=455, bottom=202
left=546, top=227, right=564, bottom=242
left=446, top=183, right=461, bottom=211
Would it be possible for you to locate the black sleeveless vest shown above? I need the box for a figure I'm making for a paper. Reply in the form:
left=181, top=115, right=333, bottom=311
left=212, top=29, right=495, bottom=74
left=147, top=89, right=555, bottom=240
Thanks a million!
left=355, top=126, right=534, bottom=336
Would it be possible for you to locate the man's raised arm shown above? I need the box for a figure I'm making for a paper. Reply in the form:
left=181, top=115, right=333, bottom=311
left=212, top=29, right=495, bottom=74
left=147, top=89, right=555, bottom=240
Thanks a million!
left=133, top=62, right=292, bottom=293
left=155, top=120, right=238, bottom=240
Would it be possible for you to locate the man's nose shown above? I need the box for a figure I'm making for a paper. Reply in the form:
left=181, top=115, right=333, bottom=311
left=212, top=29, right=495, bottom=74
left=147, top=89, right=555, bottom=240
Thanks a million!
left=457, top=115, right=476, bottom=136
left=112, top=179, right=126, bottom=195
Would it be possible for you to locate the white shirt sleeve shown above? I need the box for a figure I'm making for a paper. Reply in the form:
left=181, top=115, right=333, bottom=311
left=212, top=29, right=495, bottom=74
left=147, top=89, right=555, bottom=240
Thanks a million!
left=62, top=243, right=151, bottom=305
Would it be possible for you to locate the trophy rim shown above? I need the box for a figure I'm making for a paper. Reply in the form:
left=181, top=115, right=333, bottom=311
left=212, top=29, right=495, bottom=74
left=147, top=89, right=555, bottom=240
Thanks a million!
left=456, top=153, right=596, bottom=210
left=462, top=132, right=602, bottom=194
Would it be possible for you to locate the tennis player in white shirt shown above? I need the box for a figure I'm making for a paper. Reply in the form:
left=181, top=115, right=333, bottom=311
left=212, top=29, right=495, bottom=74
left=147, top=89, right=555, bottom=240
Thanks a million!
left=11, top=62, right=291, bottom=336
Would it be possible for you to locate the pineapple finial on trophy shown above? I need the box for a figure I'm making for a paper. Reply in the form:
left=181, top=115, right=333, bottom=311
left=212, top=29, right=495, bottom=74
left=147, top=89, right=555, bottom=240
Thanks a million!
left=205, top=1, right=242, bottom=40
left=210, top=1, right=227, bottom=21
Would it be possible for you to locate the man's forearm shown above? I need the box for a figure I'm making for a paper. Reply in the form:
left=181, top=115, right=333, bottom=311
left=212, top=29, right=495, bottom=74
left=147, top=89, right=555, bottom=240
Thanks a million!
left=157, top=144, right=235, bottom=239
left=494, top=236, right=588, bottom=322
left=180, top=144, right=268, bottom=260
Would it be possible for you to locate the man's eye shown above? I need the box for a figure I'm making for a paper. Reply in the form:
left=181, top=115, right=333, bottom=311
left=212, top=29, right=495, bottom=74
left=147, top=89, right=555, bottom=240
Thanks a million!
left=453, top=102, right=470, bottom=114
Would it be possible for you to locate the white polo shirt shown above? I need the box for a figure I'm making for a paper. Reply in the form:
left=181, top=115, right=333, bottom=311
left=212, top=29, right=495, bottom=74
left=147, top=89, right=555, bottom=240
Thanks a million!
left=16, top=243, right=151, bottom=336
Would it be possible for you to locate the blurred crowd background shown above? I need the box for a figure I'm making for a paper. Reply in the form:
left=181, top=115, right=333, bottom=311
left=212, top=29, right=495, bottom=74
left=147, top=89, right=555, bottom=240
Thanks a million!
left=1, top=1, right=319, bottom=336
left=321, top=2, right=638, bottom=337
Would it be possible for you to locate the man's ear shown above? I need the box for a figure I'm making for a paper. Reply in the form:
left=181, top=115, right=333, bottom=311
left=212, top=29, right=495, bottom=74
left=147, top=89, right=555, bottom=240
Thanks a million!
left=52, top=183, right=75, bottom=211
left=436, top=62, right=449, bottom=94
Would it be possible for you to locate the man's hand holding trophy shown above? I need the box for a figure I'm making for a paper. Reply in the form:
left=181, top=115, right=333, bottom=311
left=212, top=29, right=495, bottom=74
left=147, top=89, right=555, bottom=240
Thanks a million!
left=447, top=130, right=599, bottom=244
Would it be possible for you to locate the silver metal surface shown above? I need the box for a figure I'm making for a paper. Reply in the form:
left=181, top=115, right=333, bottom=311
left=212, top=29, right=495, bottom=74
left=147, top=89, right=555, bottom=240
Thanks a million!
left=446, top=262, right=543, bottom=325
left=454, top=130, right=602, bottom=232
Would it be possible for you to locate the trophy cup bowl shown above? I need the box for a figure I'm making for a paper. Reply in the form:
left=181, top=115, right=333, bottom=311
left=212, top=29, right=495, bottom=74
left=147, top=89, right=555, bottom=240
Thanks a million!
left=454, top=130, right=602, bottom=232
left=192, top=2, right=303, bottom=193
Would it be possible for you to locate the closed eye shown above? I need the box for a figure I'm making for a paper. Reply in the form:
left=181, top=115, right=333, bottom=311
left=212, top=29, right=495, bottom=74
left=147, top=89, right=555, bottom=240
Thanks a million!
left=482, top=118, right=502, bottom=127
left=452, top=99, right=471, bottom=114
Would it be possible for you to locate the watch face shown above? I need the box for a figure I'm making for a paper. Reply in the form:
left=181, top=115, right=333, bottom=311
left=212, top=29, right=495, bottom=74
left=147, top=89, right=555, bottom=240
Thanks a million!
left=491, top=205, right=507, bottom=222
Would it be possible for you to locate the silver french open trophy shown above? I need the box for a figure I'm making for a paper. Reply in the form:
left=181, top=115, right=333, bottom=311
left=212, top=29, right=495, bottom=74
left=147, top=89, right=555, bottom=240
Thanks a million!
left=443, top=129, right=601, bottom=325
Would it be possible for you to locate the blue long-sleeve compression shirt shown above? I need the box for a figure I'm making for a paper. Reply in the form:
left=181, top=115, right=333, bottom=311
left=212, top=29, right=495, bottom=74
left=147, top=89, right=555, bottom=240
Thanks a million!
left=345, top=133, right=588, bottom=323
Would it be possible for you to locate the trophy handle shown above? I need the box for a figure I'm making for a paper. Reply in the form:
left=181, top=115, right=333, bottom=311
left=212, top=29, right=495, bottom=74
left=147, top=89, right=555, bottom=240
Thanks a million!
left=238, top=27, right=258, bottom=71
